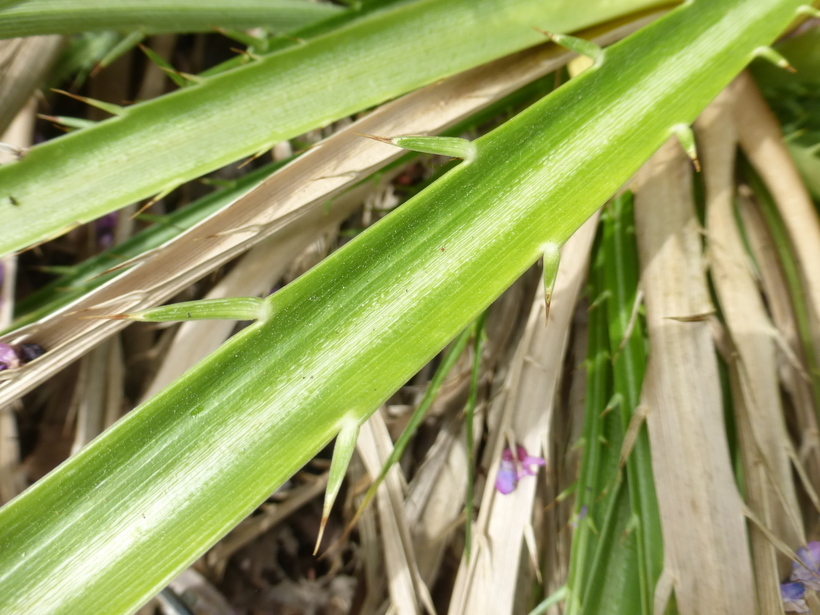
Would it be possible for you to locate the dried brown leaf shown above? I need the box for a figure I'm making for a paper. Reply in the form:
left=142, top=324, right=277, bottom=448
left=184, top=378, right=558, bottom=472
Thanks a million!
left=634, top=138, right=755, bottom=615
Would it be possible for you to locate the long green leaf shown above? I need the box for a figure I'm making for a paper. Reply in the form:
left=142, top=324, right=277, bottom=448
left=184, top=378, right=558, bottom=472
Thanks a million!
left=0, top=0, right=343, bottom=37
left=0, top=0, right=664, bottom=257
left=601, top=193, right=663, bottom=610
left=10, top=71, right=553, bottom=330
left=565, top=240, right=619, bottom=615
left=0, top=1, right=804, bottom=613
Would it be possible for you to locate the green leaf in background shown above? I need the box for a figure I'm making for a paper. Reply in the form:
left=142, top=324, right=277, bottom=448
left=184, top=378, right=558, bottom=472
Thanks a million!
left=0, top=0, right=343, bottom=37
left=0, top=0, right=666, bottom=257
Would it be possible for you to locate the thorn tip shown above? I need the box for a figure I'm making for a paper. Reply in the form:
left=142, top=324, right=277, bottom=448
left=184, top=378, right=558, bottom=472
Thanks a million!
left=353, top=132, right=395, bottom=146
left=313, top=518, right=328, bottom=556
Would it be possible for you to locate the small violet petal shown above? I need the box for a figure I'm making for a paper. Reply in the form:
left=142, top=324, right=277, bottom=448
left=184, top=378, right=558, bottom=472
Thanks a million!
left=782, top=582, right=809, bottom=613
left=497, top=445, right=546, bottom=494
left=792, top=542, right=820, bottom=590
left=515, top=445, right=546, bottom=479
left=0, top=343, right=19, bottom=371
left=495, top=461, right=517, bottom=495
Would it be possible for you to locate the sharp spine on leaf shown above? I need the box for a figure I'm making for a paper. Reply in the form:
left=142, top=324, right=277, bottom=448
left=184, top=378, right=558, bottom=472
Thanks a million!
left=108, top=297, right=266, bottom=323
left=139, top=44, right=203, bottom=87
left=358, top=133, right=476, bottom=162
left=798, top=5, right=820, bottom=17
left=315, top=419, right=360, bottom=555
left=542, top=244, right=561, bottom=324
left=671, top=123, right=700, bottom=172
left=133, top=185, right=178, bottom=217
left=535, top=29, right=605, bottom=66
left=37, top=115, right=97, bottom=131
left=92, top=31, right=145, bottom=78
left=217, top=28, right=270, bottom=53
left=753, top=46, right=796, bottom=73
left=51, top=90, right=125, bottom=117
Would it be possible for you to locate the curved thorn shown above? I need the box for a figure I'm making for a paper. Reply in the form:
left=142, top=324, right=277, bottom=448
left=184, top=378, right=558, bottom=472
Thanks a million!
left=51, top=90, right=125, bottom=117
left=534, top=28, right=605, bottom=66
left=542, top=243, right=561, bottom=324
left=353, top=132, right=397, bottom=146
left=392, top=135, right=476, bottom=162
left=671, top=123, right=700, bottom=172
left=132, top=185, right=177, bottom=218
left=315, top=419, right=360, bottom=555
left=116, top=297, right=265, bottom=323
left=797, top=5, right=820, bottom=18
left=753, top=46, right=796, bottom=73
left=356, top=133, right=476, bottom=161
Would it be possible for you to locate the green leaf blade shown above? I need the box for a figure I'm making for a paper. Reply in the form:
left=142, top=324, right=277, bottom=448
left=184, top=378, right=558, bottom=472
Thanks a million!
left=0, top=0, right=343, bottom=38
left=0, top=0, right=667, bottom=257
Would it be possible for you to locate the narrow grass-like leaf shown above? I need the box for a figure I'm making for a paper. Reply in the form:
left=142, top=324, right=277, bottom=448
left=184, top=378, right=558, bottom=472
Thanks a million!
left=529, top=586, right=568, bottom=615
left=0, top=0, right=660, bottom=257
left=0, top=0, right=343, bottom=38
left=566, top=239, right=637, bottom=615
left=0, top=2, right=805, bottom=613
left=601, top=193, right=663, bottom=612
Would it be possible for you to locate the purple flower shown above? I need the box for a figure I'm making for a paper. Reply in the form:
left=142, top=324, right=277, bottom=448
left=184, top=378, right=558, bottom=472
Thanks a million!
left=94, top=212, right=118, bottom=250
left=495, top=445, right=546, bottom=494
left=782, top=582, right=809, bottom=613
left=496, top=457, right=517, bottom=495
left=0, top=343, right=19, bottom=371
left=792, top=542, right=820, bottom=590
